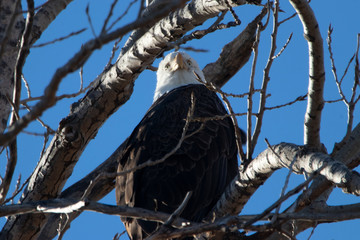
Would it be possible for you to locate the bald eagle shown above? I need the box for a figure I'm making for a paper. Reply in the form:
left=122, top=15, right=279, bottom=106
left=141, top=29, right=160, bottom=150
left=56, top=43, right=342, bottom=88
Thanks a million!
left=116, top=52, right=240, bottom=239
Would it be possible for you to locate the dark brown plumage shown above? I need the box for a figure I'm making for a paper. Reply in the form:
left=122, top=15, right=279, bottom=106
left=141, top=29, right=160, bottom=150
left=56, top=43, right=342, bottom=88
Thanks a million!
left=116, top=83, right=238, bottom=239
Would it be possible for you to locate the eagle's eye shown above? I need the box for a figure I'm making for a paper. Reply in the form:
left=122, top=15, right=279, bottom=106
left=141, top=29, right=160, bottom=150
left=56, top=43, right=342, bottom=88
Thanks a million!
left=186, top=60, right=192, bottom=66
left=164, top=63, right=170, bottom=70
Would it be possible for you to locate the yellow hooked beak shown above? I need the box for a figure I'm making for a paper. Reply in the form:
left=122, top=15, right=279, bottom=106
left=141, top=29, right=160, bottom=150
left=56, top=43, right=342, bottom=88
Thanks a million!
left=173, top=52, right=188, bottom=71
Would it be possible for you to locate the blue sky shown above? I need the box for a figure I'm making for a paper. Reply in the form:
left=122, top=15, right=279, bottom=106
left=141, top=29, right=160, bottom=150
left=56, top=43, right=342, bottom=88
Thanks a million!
left=1, top=0, right=360, bottom=239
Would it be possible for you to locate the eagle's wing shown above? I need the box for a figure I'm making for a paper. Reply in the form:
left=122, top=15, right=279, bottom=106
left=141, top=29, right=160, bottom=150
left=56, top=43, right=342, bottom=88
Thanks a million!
left=115, top=84, right=238, bottom=238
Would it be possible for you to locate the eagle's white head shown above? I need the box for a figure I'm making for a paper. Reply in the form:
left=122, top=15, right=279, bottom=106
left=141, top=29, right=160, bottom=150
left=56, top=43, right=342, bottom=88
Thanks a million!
left=154, top=52, right=205, bottom=102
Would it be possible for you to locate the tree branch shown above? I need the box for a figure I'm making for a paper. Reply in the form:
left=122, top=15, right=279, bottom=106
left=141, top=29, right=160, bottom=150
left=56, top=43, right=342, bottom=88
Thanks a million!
left=250, top=0, right=279, bottom=159
left=289, top=0, right=325, bottom=149
left=259, top=123, right=360, bottom=239
left=210, top=142, right=360, bottom=220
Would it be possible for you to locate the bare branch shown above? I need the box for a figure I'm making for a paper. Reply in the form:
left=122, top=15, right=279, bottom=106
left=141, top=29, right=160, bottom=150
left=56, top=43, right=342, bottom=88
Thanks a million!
left=327, top=25, right=351, bottom=103
left=328, top=28, right=360, bottom=148
left=85, top=4, right=97, bottom=37
left=264, top=94, right=307, bottom=110
left=21, top=103, right=55, bottom=134
left=192, top=112, right=247, bottom=123
left=147, top=192, right=193, bottom=240
left=247, top=21, right=263, bottom=161
left=250, top=0, right=280, bottom=158
left=0, top=199, right=191, bottom=228
left=225, top=0, right=241, bottom=25
left=196, top=75, right=246, bottom=162
left=22, top=75, right=31, bottom=98
left=264, top=123, right=360, bottom=239
left=289, top=0, right=325, bottom=149
left=273, top=32, right=293, bottom=59
left=106, top=0, right=139, bottom=32
left=32, top=28, right=86, bottom=48
left=3, top=174, right=29, bottom=205
left=101, top=0, right=119, bottom=34
left=244, top=166, right=320, bottom=228
left=105, top=38, right=122, bottom=70
left=210, top=142, right=360, bottom=220
left=278, top=14, right=297, bottom=26
left=168, top=11, right=239, bottom=49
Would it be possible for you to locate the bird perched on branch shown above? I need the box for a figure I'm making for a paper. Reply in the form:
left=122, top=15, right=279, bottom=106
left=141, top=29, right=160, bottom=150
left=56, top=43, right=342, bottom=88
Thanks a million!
left=116, top=52, right=241, bottom=239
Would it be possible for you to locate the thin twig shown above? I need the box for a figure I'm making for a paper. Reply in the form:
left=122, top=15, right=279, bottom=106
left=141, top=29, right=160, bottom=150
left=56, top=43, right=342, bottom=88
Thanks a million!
left=85, top=4, right=97, bottom=37
left=21, top=130, right=50, bottom=136
left=18, top=1, right=47, bottom=13
left=106, top=0, right=139, bottom=32
left=56, top=213, right=70, bottom=240
left=5, top=94, right=20, bottom=121
left=273, top=32, right=293, bottom=59
left=247, top=22, right=262, bottom=161
left=346, top=33, right=360, bottom=134
left=323, top=98, right=343, bottom=104
left=105, top=37, right=122, bottom=70
left=244, top=167, right=323, bottom=228
left=327, top=25, right=349, bottom=103
left=278, top=12, right=297, bottom=25
left=328, top=28, right=360, bottom=146
left=20, top=81, right=93, bottom=105
left=194, top=71, right=246, bottom=161
left=101, top=0, right=119, bottom=34
left=264, top=94, right=307, bottom=110
left=21, top=103, right=55, bottom=134
left=3, top=175, right=30, bottom=205
left=306, top=222, right=318, bottom=240
left=32, top=28, right=86, bottom=48
left=214, top=83, right=245, bottom=162
left=192, top=112, right=248, bottom=123
left=250, top=0, right=279, bottom=158
left=169, top=11, right=239, bottom=49
left=10, top=174, right=21, bottom=204
left=113, top=231, right=127, bottom=240
left=22, top=75, right=31, bottom=98
left=147, top=192, right=193, bottom=240
left=39, top=131, right=51, bottom=160
left=225, top=0, right=241, bottom=25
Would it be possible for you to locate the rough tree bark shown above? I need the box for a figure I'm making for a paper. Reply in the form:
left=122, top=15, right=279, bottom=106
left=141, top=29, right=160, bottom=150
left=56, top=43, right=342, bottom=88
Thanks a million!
left=0, top=0, right=24, bottom=133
